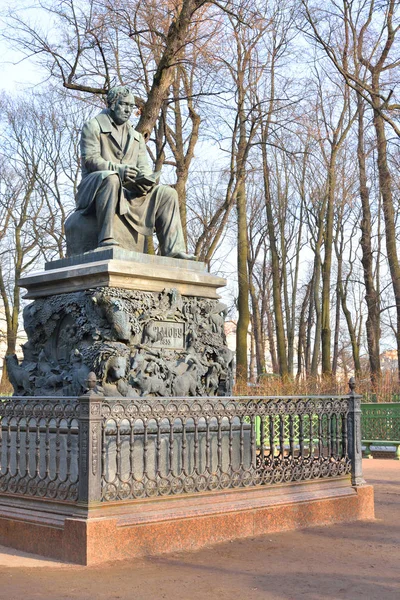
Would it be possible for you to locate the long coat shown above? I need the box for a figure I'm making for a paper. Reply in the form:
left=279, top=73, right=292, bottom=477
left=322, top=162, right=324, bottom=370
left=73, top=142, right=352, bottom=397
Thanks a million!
left=75, top=110, right=156, bottom=235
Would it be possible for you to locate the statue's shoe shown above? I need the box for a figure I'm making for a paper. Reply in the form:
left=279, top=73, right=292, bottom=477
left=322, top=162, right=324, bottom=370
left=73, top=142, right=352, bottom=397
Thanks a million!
left=99, top=238, right=120, bottom=248
left=169, top=251, right=197, bottom=261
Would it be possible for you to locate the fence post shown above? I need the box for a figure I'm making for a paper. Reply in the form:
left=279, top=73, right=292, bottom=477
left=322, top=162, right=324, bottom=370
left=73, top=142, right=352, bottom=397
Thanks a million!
left=347, top=377, right=365, bottom=486
left=77, top=373, right=103, bottom=505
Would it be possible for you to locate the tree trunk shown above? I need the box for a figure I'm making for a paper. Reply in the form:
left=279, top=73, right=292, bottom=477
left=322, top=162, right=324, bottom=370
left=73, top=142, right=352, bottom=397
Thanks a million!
left=262, top=143, right=288, bottom=379
left=297, top=280, right=311, bottom=380
left=357, top=92, right=381, bottom=386
left=167, top=73, right=201, bottom=246
left=311, top=251, right=322, bottom=377
left=332, top=267, right=341, bottom=377
left=288, top=197, right=303, bottom=376
left=321, top=150, right=337, bottom=378
left=305, top=271, right=315, bottom=376
left=236, top=179, right=250, bottom=382
left=249, top=278, right=266, bottom=378
left=265, top=288, right=279, bottom=375
left=249, top=328, right=256, bottom=383
left=135, top=0, right=207, bottom=139
left=372, top=97, right=400, bottom=382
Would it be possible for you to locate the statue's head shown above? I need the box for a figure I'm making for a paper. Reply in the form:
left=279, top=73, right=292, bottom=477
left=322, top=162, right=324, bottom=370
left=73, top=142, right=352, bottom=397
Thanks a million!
left=107, top=86, right=135, bottom=125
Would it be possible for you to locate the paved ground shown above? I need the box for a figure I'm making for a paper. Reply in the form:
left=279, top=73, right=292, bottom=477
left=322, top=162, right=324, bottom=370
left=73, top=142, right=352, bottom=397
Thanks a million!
left=0, top=459, right=398, bottom=600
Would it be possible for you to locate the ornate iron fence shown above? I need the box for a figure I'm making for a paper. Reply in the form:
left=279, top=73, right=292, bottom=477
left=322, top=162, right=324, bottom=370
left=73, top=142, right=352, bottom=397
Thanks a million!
left=361, top=402, right=400, bottom=459
left=100, top=395, right=354, bottom=502
left=0, top=383, right=364, bottom=506
left=0, top=397, right=80, bottom=502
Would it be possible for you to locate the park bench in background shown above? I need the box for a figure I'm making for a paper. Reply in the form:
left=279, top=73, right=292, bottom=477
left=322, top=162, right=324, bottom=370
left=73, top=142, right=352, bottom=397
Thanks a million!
left=361, top=403, right=400, bottom=460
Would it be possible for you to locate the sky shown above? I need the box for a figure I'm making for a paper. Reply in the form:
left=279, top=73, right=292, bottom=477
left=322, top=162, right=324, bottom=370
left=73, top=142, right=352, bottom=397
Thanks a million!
left=1, top=42, right=44, bottom=92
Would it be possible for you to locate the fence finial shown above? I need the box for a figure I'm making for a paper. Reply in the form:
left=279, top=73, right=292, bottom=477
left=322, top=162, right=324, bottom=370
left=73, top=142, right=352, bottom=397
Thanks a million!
left=84, top=372, right=104, bottom=396
left=348, top=377, right=356, bottom=394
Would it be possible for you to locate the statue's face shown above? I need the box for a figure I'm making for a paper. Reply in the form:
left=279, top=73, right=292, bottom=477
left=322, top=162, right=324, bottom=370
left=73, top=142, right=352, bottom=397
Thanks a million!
left=110, top=93, right=135, bottom=125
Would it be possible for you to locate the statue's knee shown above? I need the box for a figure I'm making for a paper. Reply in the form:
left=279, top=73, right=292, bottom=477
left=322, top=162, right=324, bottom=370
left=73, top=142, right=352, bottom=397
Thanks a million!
left=102, top=174, right=120, bottom=191
left=162, top=185, right=178, bottom=204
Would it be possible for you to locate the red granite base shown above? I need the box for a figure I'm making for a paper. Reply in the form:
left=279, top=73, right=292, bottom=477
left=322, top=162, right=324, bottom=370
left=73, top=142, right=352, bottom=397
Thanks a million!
left=0, top=479, right=374, bottom=565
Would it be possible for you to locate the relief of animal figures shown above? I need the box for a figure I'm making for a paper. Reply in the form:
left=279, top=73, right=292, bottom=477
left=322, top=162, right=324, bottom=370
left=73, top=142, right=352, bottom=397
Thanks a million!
left=63, top=349, right=91, bottom=395
left=35, top=349, right=65, bottom=392
left=157, top=287, right=183, bottom=318
left=101, top=355, right=132, bottom=396
left=216, top=346, right=234, bottom=371
left=142, top=320, right=163, bottom=345
left=5, top=354, right=33, bottom=395
left=215, top=347, right=234, bottom=394
left=205, top=361, right=223, bottom=396
left=92, top=294, right=132, bottom=342
left=208, top=302, right=228, bottom=334
left=132, top=370, right=167, bottom=396
left=172, top=362, right=204, bottom=397
left=16, top=288, right=233, bottom=398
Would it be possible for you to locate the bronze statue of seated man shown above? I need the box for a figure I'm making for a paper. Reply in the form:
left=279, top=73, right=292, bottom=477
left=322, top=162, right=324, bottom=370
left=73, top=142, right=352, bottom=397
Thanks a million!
left=65, top=85, right=195, bottom=260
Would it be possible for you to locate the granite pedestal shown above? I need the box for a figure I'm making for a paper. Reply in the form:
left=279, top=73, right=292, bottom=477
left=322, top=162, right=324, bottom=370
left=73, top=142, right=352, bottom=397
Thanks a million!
left=0, top=476, right=374, bottom=565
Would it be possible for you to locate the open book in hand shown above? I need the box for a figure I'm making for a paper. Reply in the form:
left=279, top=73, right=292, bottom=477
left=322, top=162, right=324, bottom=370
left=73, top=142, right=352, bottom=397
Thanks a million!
left=125, top=171, right=161, bottom=194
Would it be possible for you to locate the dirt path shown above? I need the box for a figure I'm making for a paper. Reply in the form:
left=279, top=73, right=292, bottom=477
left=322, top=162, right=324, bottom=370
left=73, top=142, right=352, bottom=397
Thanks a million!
left=0, top=459, right=398, bottom=600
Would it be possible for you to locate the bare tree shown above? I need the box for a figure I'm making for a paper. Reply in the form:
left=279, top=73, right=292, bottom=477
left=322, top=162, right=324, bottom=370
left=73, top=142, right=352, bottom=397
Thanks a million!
left=303, top=0, right=400, bottom=379
left=0, top=91, right=81, bottom=380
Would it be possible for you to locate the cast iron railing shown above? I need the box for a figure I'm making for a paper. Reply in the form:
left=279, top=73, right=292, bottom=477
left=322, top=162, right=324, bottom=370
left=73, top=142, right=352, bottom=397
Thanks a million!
left=361, top=402, right=400, bottom=459
left=0, top=381, right=364, bottom=505
left=0, top=397, right=80, bottom=502
left=100, top=395, right=352, bottom=501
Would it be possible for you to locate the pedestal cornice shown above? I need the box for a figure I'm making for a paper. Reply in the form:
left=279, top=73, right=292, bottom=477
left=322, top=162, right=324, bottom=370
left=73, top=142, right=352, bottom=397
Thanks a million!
left=19, top=251, right=226, bottom=299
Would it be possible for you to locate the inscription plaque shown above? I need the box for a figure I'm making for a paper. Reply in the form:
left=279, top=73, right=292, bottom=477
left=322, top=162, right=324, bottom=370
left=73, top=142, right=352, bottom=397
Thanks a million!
left=152, top=321, right=185, bottom=349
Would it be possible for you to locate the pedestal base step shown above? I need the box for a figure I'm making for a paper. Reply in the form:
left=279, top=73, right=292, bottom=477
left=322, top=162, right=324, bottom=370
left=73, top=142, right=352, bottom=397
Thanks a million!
left=0, top=479, right=374, bottom=565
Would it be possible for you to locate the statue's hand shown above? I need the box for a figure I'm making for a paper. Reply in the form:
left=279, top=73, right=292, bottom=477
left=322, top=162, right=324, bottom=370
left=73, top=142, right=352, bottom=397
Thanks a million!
left=124, top=168, right=156, bottom=196
left=124, top=166, right=139, bottom=181
left=133, top=182, right=154, bottom=195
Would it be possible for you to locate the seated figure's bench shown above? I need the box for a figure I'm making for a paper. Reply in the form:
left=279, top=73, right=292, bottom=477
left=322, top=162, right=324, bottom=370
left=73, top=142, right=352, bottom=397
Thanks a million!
left=361, top=403, right=400, bottom=460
